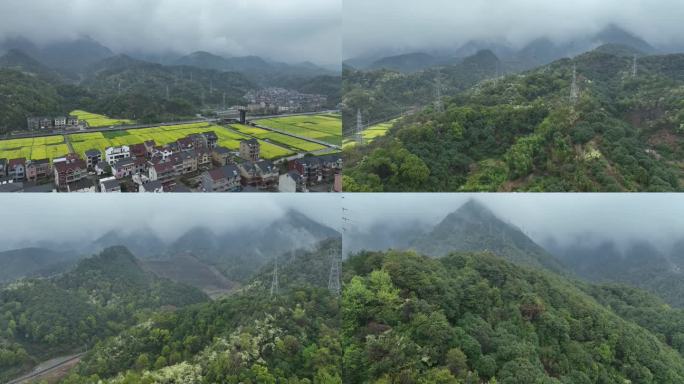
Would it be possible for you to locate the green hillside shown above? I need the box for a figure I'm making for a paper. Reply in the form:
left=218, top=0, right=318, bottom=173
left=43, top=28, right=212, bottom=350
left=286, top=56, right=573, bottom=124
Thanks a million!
left=344, top=46, right=684, bottom=192
left=0, top=246, right=208, bottom=383
left=342, top=250, right=684, bottom=383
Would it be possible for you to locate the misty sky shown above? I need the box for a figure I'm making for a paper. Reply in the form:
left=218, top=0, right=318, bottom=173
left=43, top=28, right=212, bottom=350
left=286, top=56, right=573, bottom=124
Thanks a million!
left=343, top=0, right=684, bottom=58
left=342, top=193, right=684, bottom=249
left=0, top=0, right=341, bottom=65
left=1, top=194, right=341, bottom=251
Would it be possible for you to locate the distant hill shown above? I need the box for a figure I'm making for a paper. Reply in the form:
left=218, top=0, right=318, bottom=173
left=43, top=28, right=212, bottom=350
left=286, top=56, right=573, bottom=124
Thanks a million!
left=548, top=238, right=684, bottom=307
left=0, top=49, right=61, bottom=81
left=342, top=49, right=501, bottom=129
left=0, top=36, right=114, bottom=74
left=143, top=254, right=237, bottom=298
left=410, top=200, right=566, bottom=273
left=0, top=247, right=79, bottom=284
left=368, top=52, right=442, bottom=73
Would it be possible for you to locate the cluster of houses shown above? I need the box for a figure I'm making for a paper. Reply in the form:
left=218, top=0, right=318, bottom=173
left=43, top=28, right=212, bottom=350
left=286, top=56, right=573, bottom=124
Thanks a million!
left=26, top=115, right=84, bottom=131
left=0, top=131, right=342, bottom=193
left=244, top=88, right=328, bottom=114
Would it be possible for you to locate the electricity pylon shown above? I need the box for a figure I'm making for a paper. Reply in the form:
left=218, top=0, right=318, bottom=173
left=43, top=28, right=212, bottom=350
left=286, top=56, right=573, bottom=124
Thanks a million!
left=570, top=64, right=579, bottom=105
left=328, top=248, right=341, bottom=296
left=270, top=255, right=279, bottom=297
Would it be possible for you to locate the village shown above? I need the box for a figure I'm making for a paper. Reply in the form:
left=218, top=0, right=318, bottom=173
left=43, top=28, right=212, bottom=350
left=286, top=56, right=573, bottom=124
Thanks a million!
left=0, top=126, right=342, bottom=193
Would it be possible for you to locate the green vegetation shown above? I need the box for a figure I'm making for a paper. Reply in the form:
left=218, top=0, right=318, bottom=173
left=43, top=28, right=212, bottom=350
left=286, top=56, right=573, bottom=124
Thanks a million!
left=0, top=121, right=297, bottom=161
left=230, top=124, right=325, bottom=153
left=0, top=246, right=208, bottom=383
left=71, top=110, right=134, bottom=127
left=344, top=48, right=684, bottom=191
left=58, top=239, right=342, bottom=384
left=343, top=120, right=395, bottom=149
left=0, top=135, right=69, bottom=160
left=255, top=114, right=342, bottom=145
left=342, top=249, right=684, bottom=383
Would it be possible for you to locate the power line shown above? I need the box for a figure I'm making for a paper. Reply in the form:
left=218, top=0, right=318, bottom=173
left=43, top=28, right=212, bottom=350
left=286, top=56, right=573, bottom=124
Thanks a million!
left=270, top=255, right=279, bottom=297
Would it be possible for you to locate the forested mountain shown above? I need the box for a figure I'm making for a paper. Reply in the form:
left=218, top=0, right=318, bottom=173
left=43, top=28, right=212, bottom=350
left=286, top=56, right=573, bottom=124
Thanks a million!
left=342, top=50, right=500, bottom=131
left=0, top=36, right=114, bottom=74
left=0, top=247, right=80, bottom=284
left=342, top=250, right=684, bottom=383
left=56, top=239, right=341, bottom=384
left=367, top=52, right=446, bottom=73
left=410, top=200, right=566, bottom=274
left=548, top=238, right=684, bottom=307
left=0, top=36, right=340, bottom=133
left=346, top=25, right=656, bottom=74
left=344, top=45, right=684, bottom=191
left=0, top=246, right=208, bottom=383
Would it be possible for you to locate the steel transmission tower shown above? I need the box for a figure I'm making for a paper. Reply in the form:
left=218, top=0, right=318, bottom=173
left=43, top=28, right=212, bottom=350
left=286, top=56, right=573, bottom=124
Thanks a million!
left=632, top=55, right=638, bottom=78
left=270, top=255, right=279, bottom=297
left=570, top=64, right=579, bottom=105
left=328, top=247, right=341, bottom=296
left=434, top=74, right=444, bottom=113
left=355, top=109, right=364, bottom=145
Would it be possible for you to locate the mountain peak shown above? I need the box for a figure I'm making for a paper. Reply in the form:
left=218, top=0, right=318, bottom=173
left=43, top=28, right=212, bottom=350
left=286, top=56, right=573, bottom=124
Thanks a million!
left=411, top=200, right=566, bottom=273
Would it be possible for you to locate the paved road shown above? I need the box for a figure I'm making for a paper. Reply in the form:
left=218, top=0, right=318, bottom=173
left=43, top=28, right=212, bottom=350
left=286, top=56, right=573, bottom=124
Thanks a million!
left=7, top=353, right=84, bottom=384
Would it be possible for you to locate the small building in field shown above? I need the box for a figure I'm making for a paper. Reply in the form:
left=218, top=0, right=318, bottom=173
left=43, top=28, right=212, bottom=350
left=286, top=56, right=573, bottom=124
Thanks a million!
left=239, top=138, right=260, bottom=161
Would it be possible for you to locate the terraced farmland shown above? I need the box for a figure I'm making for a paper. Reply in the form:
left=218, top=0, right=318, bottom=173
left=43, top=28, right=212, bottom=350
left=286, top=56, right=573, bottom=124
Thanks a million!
left=69, top=122, right=294, bottom=160
left=254, top=114, right=341, bottom=145
left=0, top=135, right=69, bottom=161
left=1, top=119, right=304, bottom=163
left=343, top=120, right=395, bottom=148
left=71, top=110, right=134, bottom=128
left=229, top=124, right=326, bottom=152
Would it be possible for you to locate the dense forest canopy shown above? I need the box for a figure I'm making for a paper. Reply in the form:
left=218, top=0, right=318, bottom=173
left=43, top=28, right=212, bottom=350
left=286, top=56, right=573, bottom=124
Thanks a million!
left=344, top=46, right=684, bottom=192
left=342, top=250, right=684, bottom=383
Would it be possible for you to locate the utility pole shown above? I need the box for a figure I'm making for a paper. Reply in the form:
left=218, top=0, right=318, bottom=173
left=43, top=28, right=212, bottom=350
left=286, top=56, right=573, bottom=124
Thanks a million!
left=328, top=247, right=341, bottom=296
left=223, top=92, right=226, bottom=110
left=434, top=73, right=444, bottom=113
left=570, top=63, right=579, bottom=105
left=270, top=255, right=279, bottom=297
left=355, top=109, right=363, bottom=145
left=118, top=81, right=121, bottom=95
left=166, top=85, right=170, bottom=99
